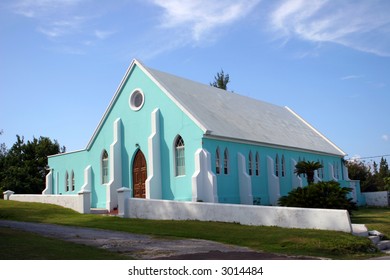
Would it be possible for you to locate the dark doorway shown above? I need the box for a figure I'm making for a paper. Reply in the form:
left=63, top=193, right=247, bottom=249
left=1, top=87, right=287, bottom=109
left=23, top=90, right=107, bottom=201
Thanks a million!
left=132, top=149, right=147, bottom=198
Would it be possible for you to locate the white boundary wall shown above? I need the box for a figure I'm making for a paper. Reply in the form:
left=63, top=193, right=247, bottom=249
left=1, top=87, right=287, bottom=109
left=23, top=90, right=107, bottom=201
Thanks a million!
left=363, top=191, right=390, bottom=207
left=6, top=193, right=91, bottom=214
left=120, top=197, right=352, bottom=232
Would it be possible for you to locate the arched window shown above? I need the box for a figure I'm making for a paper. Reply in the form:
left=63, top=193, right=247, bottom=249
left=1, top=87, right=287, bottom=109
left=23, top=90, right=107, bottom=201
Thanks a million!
left=215, top=147, right=221, bottom=174
left=175, top=135, right=185, bottom=176
left=334, top=161, right=339, bottom=179
left=248, top=151, right=253, bottom=176
left=71, top=170, right=75, bottom=191
left=65, top=171, right=69, bottom=192
left=223, top=148, right=229, bottom=174
left=281, top=155, right=286, bottom=177
left=255, top=152, right=260, bottom=176
left=275, top=154, right=279, bottom=177
left=102, top=150, right=109, bottom=184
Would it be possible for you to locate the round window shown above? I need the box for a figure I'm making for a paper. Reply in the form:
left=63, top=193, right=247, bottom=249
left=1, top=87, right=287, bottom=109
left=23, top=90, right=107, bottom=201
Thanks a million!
left=129, top=89, right=145, bottom=111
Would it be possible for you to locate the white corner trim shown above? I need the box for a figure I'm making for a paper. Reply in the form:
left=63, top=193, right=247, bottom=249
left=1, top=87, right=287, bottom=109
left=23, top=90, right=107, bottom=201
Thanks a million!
left=284, top=106, right=346, bottom=156
left=42, top=169, right=53, bottom=195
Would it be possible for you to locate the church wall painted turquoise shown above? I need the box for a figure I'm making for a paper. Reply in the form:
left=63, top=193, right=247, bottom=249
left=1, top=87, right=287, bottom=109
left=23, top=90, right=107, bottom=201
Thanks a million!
left=48, top=62, right=204, bottom=208
left=46, top=59, right=364, bottom=211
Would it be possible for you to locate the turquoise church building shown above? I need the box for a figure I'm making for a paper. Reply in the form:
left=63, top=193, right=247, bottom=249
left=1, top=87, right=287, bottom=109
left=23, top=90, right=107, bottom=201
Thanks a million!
left=46, top=59, right=363, bottom=210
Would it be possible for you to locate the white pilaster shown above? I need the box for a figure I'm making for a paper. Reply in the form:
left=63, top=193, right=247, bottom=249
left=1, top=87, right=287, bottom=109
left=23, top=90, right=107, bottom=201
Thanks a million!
left=267, top=156, right=280, bottom=205
left=237, top=152, right=253, bottom=205
left=107, top=118, right=123, bottom=211
left=42, top=169, right=53, bottom=195
left=290, top=159, right=302, bottom=189
left=145, top=108, right=162, bottom=199
left=328, top=163, right=337, bottom=181
left=80, top=165, right=92, bottom=193
left=192, top=148, right=218, bottom=202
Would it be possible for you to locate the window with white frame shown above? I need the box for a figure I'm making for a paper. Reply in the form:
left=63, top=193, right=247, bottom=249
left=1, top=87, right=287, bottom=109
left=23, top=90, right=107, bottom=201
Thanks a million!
left=248, top=151, right=253, bottom=176
left=215, top=147, right=221, bottom=174
left=71, top=170, right=75, bottom=191
left=223, top=148, right=229, bottom=174
left=65, top=171, right=69, bottom=192
left=275, top=154, right=279, bottom=177
left=102, top=150, right=109, bottom=184
left=281, top=155, right=286, bottom=177
left=175, top=135, right=185, bottom=176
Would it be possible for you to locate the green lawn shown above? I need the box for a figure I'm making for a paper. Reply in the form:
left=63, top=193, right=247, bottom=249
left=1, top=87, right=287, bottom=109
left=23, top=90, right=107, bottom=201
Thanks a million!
left=351, top=207, right=390, bottom=238
left=0, top=227, right=131, bottom=260
left=0, top=200, right=387, bottom=260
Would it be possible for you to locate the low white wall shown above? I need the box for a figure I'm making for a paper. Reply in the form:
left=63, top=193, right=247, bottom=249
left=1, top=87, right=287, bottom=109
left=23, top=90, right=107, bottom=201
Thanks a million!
left=8, top=193, right=90, bottom=214
left=122, top=198, right=352, bottom=232
left=363, top=191, right=390, bottom=207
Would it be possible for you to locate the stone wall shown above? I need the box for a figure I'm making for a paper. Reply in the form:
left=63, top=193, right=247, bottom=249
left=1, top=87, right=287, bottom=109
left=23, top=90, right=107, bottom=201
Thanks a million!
left=363, top=191, right=390, bottom=207
left=118, top=189, right=352, bottom=232
left=4, top=191, right=91, bottom=214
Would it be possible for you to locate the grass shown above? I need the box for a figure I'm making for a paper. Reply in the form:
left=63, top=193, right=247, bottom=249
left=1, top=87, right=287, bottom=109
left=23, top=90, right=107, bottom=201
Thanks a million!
left=0, top=200, right=386, bottom=260
left=351, top=207, right=390, bottom=238
left=0, top=227, right=131, bottom=260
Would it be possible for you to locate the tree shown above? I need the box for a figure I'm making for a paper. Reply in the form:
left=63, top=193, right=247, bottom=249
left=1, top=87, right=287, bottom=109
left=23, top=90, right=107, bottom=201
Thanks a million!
left=210, top=69, right=230, bottom=90
left=294, top=160, right=323, bottom=185
left=0, top=135, right=65, bottom=194
left=278, top=181, right=357, bottom=213
left=346, top=158, right=390, bottom=192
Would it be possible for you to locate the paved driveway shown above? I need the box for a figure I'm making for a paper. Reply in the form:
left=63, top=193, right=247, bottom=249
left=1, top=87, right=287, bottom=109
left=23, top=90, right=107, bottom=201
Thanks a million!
left=0, top=220, right=317, bottom=260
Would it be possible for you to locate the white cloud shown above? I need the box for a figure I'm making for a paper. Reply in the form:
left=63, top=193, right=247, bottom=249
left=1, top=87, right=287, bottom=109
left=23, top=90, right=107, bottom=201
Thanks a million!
left=94, top=30, right=116, bottom=40
left=150, top=0, right=261, bottom=41
left=11, top=0, right=90, bottom=39
left=340, top=75, right=362, bottom=81
left=269, top=0, right=390, bottom=57
left=382, top=134, right=389, bottom=141
left=12, top=0, right=83, bottom=18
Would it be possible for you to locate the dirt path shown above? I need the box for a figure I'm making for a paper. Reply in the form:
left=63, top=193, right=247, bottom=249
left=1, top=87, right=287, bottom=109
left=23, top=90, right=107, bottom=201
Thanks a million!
left=0, top=220, right=317, bottom=260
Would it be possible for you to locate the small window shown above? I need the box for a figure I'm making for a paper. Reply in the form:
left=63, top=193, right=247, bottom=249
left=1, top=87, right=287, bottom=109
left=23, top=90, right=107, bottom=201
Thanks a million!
left=71, top=171, right=75, bottom=191
left=248, top=151, right=253, bottom=176
left=255, top=152, right=260, bottom=176
left=129, top=89, right=145, bottom=111
left=223, top=148, right=229, bottom=174
left=281, top=155, right=285, bottom=177
left=334, top=161, right=339, bottom=179
left=102, top=150, right=109, bottom=184
left=275, top=154, right=279, bottom=177
left=65, top=172, right=69, bottom=192
left=175, top=135, right=185, bottom=176
left=215, top=147, right=221, bottom=174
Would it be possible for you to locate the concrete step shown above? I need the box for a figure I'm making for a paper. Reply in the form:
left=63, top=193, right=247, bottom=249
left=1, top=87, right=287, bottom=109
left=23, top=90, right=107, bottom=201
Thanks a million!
left=382, top=249, right=390, bottom=254
left=90, top=208, right=109, bottom=214
left=351, top=224, right=368, bottom=237
left=377, top=240, right=390, bottom=251
left=369, top=235, right=381, bottom=245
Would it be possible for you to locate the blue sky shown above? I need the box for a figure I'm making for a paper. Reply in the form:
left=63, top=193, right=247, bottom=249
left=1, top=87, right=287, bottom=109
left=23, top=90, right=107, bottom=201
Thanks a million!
left=1, top=0, right=389, bottom=164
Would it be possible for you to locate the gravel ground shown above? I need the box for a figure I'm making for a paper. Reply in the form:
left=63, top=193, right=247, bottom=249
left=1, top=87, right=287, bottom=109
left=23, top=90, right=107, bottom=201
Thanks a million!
left=0, top=220, right=318, bottom=260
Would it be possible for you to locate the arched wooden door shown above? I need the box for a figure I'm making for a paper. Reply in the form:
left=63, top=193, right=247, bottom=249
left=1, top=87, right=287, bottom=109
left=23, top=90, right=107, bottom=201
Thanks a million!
left=132, top=149, right=147, bottom=198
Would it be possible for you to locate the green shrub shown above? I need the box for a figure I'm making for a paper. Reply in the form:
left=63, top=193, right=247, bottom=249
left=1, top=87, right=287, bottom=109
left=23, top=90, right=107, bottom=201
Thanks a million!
left=278, top=181, right=357, bottom=213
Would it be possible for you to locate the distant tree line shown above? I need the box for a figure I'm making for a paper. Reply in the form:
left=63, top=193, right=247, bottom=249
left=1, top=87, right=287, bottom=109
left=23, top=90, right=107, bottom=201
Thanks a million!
left=346, top=157, right=390, bottom=192
left=0, top=131, right=65, bottom=195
